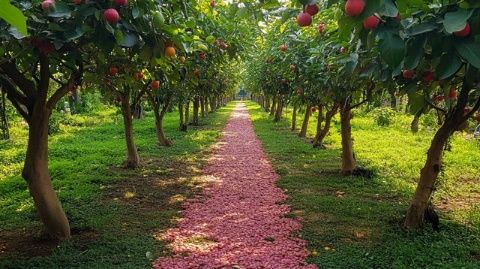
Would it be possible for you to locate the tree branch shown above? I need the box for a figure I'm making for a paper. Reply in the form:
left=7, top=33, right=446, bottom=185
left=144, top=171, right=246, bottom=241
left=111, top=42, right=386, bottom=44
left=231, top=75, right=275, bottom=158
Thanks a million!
left=0, top=59, right=37, bottom=99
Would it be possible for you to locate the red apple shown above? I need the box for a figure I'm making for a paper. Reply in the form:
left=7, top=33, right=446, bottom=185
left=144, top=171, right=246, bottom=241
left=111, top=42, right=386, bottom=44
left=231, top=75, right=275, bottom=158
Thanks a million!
left=340, top=47, right=348, bottom=53
left=345, top=0, right=365, bottom=17
left=454, top=22, right=471, bottom=37
left=109, top=67, right=119, bottom=76
left=363, top=15, right=380, bottom=30
left=210, top=0, right=215, bottom=8
left=41, top=0, right=55, bottom=10
left=304, top=4, right=319, bottom=16
left=280, top=44, right=288, bottom=52
left=115, top=0, right=128, bottom=6
left=150, top=80, right=160, bottom=89
left=73, top=0, right=82, bottom=4
left=402, top=69, right=414, bottom=79
left=199, top=52, right=206, bottom=60
left=464, top=107, right=472, bottom=116
left=290, top=64, right=296, bottom=71
left=104, top=8, right=120, bottom=24
left=297, top=12, right=312, bottom=27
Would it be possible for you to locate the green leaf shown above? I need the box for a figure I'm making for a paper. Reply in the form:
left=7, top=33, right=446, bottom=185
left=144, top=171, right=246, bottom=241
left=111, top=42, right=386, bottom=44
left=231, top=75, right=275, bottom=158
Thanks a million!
left=455, top=40, right=480, bottom=69
left=435, top=52, right=462, bottom=80
left=120, top=32, right=139, bottom=48
left=378, top=30, right=405, bottom=68
left=0, top=0, right=28, bottom=35
left=443, top=9, right=473, bottom=33
left=48, top=2, right=72, bottom=18
left=132, top=7, right=140, bottom=19
left=380, top=0, right=398, bottom=17
left=404, top=36, right=426, bottom=70
left=405, top=22, right=438, bottom=36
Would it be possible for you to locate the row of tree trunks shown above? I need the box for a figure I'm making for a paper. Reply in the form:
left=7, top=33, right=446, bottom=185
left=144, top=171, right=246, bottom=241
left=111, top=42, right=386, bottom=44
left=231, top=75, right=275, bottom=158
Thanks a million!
left=264, top=96, right=271, bottom=112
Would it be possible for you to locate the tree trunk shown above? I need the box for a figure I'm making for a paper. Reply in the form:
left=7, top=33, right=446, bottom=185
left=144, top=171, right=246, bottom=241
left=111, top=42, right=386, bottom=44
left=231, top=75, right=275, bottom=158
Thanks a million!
left=209, top=97, right=215, bottom=113
left=205, top=97, right=210, bottom=114
left=313, top=105, right=325, bottom=147
left=265, top=96, right=270, bottom=112
left=291, top=103, right=298, bottom=131
left=185, top=100, right=190, bottom=127
left=274, top=95, right=283, bottom=122
left=340, top=100, right=356, bottom=175
left=299, top=104, right=312, bottom=138
left=23, top=106, right=70, bottom=240
left=411, top=108, right=424, bottom=133
left=0, top=90, right=9, bottom=140
left=120, top=95, right=140, bottom=169
left=153, top=107, right=172, bottom=147
left=131, top=103, right=143, bottom=119
left=200, top=97, right=206, bottom=118
left=192, top=96, right=200, bottom=125
left=179, top=103, right=187, bottom=132
left=404, top=121, right=455, bottom=229
left=270, top=96, right=276, bottom=116
left=390, top=91, right=397, bottom=110
left=313, top=104, right=337, bottom=149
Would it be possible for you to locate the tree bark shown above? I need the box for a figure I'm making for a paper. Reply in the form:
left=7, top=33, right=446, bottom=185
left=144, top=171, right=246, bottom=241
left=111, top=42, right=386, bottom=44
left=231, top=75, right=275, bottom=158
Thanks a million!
left=179, top=103, right=187, bottom=132
left=23, top=105, right=70, bottom=240
left=192, top=96, right=200, bottom=125
left=404, top=121, right=454, bottom=229
left=0, top=90, right=9, bottom=140
left=153, top=106, right=172, bottom=147
left=270, top=96, right=276, bottom=116
left=411, top=107, right=426, bottom=133
left=131, top=103, right=143, bottom=119
left=299, top=104, right=312, bottom=138
left=313, top=104, right=337, bottom=149
left=291, top=103, right=298, bottom=131
left=340, top=99, right=356, bottom=175
left=120, top=94, right=140, bottom=169
left=265, top=96, right=270, bottom=112
left=274, top=95, right=283, bottom=122
left=200, top=97, right=206, bottom=118
left=185, top=100, right=190, bottom=127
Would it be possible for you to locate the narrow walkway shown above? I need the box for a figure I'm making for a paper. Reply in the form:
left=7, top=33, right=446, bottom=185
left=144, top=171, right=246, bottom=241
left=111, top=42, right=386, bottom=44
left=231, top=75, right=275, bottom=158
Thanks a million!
left=154, top=103, right=316, bottom=269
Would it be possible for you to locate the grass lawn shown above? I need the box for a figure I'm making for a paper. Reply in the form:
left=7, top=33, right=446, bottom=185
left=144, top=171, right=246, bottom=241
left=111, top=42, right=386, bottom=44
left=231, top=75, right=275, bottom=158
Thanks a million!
left=0, top=103, right=234, bottom=269
left=247, top=101, right=480, bottom=269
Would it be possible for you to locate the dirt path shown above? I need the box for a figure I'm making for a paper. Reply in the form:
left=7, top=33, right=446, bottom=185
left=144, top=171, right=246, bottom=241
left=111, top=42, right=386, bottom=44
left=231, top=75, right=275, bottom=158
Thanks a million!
left=154, top=102, right=316, bottom=269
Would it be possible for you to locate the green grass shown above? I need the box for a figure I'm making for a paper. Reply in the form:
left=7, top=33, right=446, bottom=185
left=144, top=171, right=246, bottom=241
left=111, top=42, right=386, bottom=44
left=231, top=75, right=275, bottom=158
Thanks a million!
left=0, top=103, right=234, bottom=269
left=247, top=101, right=480, bottom=269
